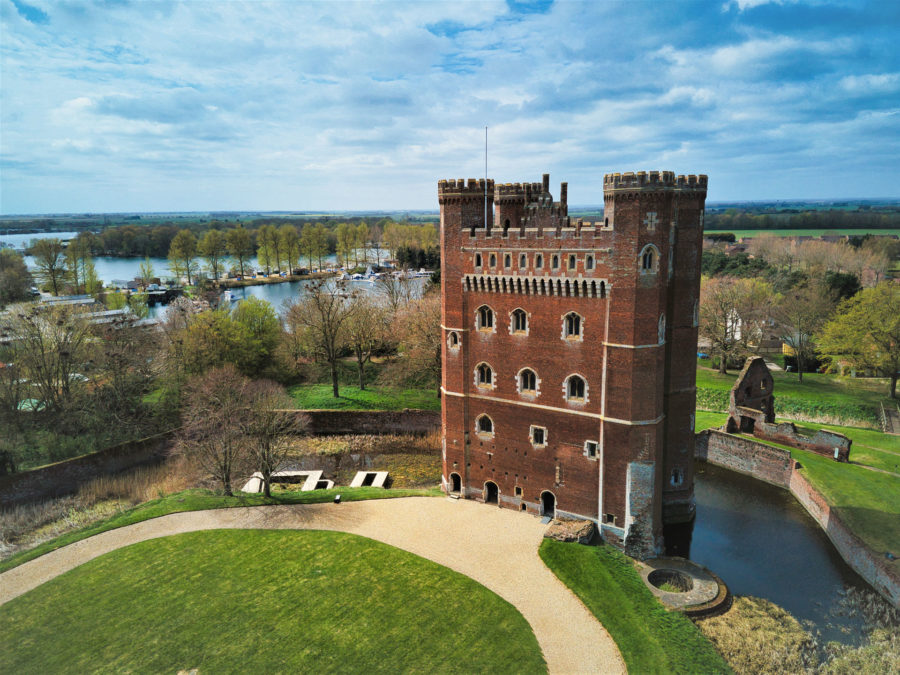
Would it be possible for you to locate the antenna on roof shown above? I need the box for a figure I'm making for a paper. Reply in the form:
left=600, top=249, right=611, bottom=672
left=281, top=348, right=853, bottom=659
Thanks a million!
left=484, top=126, right=488, bottom=229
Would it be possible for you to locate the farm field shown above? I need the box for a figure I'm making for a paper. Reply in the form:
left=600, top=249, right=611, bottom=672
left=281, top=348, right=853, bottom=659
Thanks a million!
left=0, top=530, right=546, bottom=674
left=704, top=228, right=900, bottom=238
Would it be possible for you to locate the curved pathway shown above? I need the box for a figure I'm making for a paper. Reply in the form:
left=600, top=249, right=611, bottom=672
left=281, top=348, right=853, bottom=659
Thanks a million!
left=0, top=497, right=625, bottom=674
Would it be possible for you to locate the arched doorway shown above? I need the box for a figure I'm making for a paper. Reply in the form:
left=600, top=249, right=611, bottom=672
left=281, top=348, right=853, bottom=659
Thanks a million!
left=541, top=491, right=556, bottom=518
left=450, top=473, right=461, bottom=493
left=484, top=481, right=499, bottom=504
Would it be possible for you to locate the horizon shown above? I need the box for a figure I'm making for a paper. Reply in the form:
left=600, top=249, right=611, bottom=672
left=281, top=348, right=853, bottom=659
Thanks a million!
left=2, top=0, right=899, bottom=214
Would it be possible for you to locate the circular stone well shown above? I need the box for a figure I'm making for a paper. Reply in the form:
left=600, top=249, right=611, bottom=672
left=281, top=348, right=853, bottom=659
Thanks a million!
left=639, top=557, right=731, bottom=616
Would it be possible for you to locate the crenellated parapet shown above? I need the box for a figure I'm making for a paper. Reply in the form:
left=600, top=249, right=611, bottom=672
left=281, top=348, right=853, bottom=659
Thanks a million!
left=603, top=171, right=708, bottom=192
left=438, top=178, right=495, bottom=203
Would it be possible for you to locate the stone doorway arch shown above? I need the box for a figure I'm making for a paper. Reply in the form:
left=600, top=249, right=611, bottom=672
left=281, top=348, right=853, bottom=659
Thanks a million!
left=449, top=473, right=461, bottom=494
left=484, top=481, right=499, bottom=504
left=541, top=491, right=556, bottom=519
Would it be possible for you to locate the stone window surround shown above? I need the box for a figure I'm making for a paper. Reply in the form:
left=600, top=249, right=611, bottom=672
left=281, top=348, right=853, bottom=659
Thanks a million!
left=561, top=311, right=585, bottom=341
left=447, top=331, right=460, bottom=351
left=475, top=305, right=496, bottom=333
left=530, top=424, right=548, bottom=448
left=509, top=307, right=530, bottom=335
left=515, top=366, right=540, bottom=398
left=584, top=440, right=599, bottom=460
left=474, top=361, right=497, bottom=390
left=475, top=413, right=495, bottom=438
left=639, top=243, right=659, bottom=274
left=563, top=373, right=589, bottom=405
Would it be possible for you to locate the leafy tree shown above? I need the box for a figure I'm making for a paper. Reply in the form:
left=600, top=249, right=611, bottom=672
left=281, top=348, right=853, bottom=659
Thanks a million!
left=336, top=222, right=355, bottom=267
left=226, top=226, right=254, bottom=278
left=199, top=229, right=228, bottom=282
left=0, top=249, right=33, bottom=307
left=30, top=238, right=67, bottom=295
left=824, top=271, right=861, bottom=302
left=279, top=224, right=301, bottom=273
left=65, top=237, right=93, bottom=294
left=773, top=283, right=835, bottom=382
left=232, top=297, right=281, bottom=373
left=256, top=224, right=280, bottom=274
left=284, top=281, right=357, bottom=397
left=355, top=223, right=369, bottom=266
left=819, top=283, right=900, bottom=397
left=139, top=257, right=155, bottom=289
left=167, top=229, right=199, bottom=285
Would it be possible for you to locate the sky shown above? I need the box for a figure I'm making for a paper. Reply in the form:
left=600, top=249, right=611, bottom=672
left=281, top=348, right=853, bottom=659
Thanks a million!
left=1, top=0, right=899, bottom=214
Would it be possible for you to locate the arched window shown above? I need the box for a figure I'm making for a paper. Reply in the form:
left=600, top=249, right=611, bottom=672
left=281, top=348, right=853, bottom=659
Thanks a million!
left=568, top=254, right=577, bottom=270
left=504, top=253, right=511, bottom=268
left=519, top=368, right=537, bottom=393
left=600, top=281, right=606, bottom=299
left=640, top=244, right=658, bottom=273
left=535, top=254, right=543, bottom=269
left=511, top=308, right=528, bottom=334
left=564, top=312, right=581, bottom=338
left=476, top=414, right=494, bottom=435
left=474, top=253, right=482, bottom=268
left=489, top=253, right=497, bottom=267
left=476, top=305, right=494, bottom=331
left=586, top=254, right=594, bottom=270
left=448, top=331, right=460, bottom=350
left=519, top=253, right=527, bottom=269
left=476, top=363, right=493, bottom=387
left=566, top=375, right=586, bottom=401
left=551, top=254, right=559, bottom=270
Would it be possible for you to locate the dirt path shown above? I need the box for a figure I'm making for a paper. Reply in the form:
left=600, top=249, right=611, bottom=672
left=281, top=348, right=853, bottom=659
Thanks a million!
left=0, top=497, right=625, bottom=674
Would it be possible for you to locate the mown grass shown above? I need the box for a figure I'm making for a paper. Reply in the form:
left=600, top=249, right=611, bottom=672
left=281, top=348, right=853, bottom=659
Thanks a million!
left=289, top=383, right=440, bottom=410
left=0, top=530, right=546, bottom=674
left=539, top=540, right=731, bottom=674
left=0, top=486, right=439, bottom=574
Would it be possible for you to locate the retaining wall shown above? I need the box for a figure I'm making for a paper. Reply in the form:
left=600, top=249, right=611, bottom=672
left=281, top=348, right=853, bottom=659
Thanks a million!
left=298, top=409, right=440, bottom=436
left=696, top=429, right=900, bottom=607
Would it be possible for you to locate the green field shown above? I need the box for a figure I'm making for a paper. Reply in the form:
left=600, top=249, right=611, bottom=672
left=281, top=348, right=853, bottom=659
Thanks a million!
left=705, top=228, right=900, bottom=239
left=539, top=540, right=731, bottom=674
left=289, top=384, right=440, bottom=411
left=0, top=530, right=546, bottom=674
left=0, top=487, right=439, bottom=574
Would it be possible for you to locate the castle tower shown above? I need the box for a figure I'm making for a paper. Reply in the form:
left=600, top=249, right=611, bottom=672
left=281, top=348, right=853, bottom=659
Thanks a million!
left=439, top=171, right=707, bottom=559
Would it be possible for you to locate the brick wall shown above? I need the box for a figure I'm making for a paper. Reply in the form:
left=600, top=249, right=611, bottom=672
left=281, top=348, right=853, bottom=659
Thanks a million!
left=695, top=429, right=793, bottom=488
left=299, top=409, right=440, bottom=436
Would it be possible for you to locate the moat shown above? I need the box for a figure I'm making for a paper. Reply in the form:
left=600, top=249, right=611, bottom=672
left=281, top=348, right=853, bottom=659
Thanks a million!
left=691, top=461, right=871, bottom=646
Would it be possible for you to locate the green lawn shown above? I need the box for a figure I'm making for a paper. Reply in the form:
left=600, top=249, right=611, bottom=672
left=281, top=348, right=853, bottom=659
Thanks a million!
left=0, top=487, right=439, bottom=574
left=0, top=530, right=546, bottom=674
left=696, top=363, right=889, bottom=425
left=696, top=410, right=728, bottom=432
left=705, top=228, right=900, bottom=239
left=289, top=383, right=440, bottom=411
left=539, top=540, right=731, bottom=674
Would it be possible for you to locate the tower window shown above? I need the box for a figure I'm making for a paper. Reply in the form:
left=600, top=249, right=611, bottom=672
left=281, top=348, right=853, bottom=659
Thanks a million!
left=566, top=375, right=586, bottom=402
left=586, top=255, right=594, bottom=270
left=640, top=244, right=658, bottom=273
left=551, top=254, right=559, bottom=270
left=504, top=253, right=511, bottom=268
left=511, top=308, right=528, bottom=334
left=475, top=253, right=482, bottom=268
left=568, top=254, right=577, bottom=270
left=519, top=368, right=537, bottom=394
left=536, top=254, right=543, bottom=269
left=448, top=331, right=460, bottom=350
left=489, top=253, right=497, bottom=267
left=476, top=363, right=493, bottom=387
left=564, top=312, right=582, bottom=338
left=530, top=425, right=547, bottom=447
left=476, top=305, right=494, bottom=331
left=584, top=441, right=598, bottom=459
left=476, top=414, right=494, bottom=436
left=519, top=253, right=527, bottom=269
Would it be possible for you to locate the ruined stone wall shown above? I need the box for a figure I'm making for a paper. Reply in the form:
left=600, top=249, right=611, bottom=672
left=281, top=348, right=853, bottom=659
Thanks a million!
left=695, top=428, right=793, bottom=488
left=755, top=421, right=851, bottom=461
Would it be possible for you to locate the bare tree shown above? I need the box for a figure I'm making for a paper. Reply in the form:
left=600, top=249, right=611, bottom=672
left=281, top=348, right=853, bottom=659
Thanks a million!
left=699, top=277, right=772, bottom=374
left=773, top=283, right=835, bottom=382
left=242, top=380, right=308, bottom=497
left=344, top=295, right=388, bottom=389
left=177, top=365, right=251, bottom=496
left=284, top=281, right=357, bottom=398
left=390, top=291, right=442, bottom=397
left=30, top=238, right=68, bottom=296
left=376, top=274, right=415, bottom=313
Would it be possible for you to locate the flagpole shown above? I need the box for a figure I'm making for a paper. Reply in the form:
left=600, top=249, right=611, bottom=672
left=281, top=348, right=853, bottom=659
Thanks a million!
left=484, top=126, right=488, bottom=229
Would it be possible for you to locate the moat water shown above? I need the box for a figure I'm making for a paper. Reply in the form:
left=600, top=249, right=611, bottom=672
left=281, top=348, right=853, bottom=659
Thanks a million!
left=688, top=461, right=871, bottom=646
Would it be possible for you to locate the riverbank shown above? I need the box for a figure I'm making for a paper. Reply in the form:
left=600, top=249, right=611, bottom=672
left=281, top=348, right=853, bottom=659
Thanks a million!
left=218, top=271, right=334, bottom=288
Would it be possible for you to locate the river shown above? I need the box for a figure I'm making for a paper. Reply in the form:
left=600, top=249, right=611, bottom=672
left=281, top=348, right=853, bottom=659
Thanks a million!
left=691, top=461, right=871, bottom=646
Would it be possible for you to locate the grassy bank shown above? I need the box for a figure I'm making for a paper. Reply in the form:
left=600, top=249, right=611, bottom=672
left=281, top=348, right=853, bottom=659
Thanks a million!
left=0, top=486, right=439, bottom=574
left=289, top=383, right=440, bottom=410
left=1, top=529, right=546, bottom=674
left=539, top=540, right=731, bottom=674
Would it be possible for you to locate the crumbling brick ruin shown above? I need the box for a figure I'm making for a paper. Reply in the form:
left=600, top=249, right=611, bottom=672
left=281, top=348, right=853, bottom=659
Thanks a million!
left=727, top=357, right=851, bottom=461
left=439, top=170, right=708, bottom=558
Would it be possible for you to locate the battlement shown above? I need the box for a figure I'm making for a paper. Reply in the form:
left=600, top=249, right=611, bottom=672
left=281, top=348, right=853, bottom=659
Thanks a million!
left=438, top=178, right=495, bottom=197
left=603, top=171, right=708, bottom=191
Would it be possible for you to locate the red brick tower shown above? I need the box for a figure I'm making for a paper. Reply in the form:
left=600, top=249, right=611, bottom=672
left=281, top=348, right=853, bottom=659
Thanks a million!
left=439, top=171, right=707, bottom=558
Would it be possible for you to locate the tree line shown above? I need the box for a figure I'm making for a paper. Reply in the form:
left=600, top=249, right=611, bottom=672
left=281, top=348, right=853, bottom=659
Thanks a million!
left=705, top=208, right=900, bottom=231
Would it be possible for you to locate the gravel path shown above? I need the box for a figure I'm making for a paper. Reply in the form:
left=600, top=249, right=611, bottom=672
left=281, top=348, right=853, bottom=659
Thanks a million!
left=0, top=497, right=625, bottom=674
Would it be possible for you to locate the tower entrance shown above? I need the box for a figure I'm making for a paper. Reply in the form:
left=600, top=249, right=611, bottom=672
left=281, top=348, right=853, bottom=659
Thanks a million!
left=541, top=491, right=556, bottom=519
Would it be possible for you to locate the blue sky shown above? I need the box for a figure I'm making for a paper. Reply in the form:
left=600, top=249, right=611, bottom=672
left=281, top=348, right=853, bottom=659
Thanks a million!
left=1, top=0, right=898, bottom=214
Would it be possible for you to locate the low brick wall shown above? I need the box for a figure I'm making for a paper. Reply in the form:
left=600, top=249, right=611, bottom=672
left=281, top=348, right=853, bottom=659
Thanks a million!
left=756, top=421, right=851, bottom=461
left=696, top=429, right=900, bottom=607
left=789, top=470, right=900, bottom=607
left=299, top=409, right=440, bottom=436
left=0, top=431, right=175, bottom=509
left=695, top=429, right=794, bottom=488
